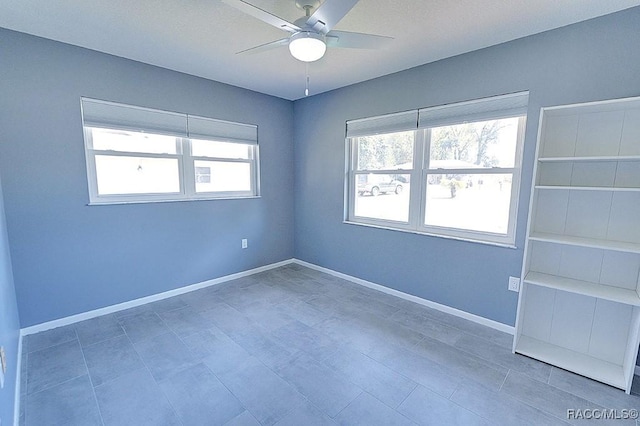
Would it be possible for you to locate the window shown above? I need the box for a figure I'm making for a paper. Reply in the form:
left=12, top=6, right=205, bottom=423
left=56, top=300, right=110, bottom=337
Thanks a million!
left=81, top=98, right=259, bottom=204
left=346, top=92, right=528, bottom=246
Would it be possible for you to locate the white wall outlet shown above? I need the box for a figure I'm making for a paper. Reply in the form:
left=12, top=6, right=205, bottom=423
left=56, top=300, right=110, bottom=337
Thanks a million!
left=508, top=276, right=520, bottom=292
left=241, top=239, right=248, bottom=249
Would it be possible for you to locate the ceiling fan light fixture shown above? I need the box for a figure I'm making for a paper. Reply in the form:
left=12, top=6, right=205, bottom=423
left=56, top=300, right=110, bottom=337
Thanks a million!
left=289, top=32, right=326, bottom=62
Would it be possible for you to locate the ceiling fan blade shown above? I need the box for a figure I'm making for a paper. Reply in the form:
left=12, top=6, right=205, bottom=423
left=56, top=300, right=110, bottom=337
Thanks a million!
left=326, top=30, right=393, bottom=49
left=221, top=0, right=301, bottom=33
left=306, top=0, right=359, bottom=35
left=236, top=38, right=290, bottom=55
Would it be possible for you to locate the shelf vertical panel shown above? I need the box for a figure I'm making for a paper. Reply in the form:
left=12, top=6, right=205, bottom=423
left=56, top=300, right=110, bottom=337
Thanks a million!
left=620, top=108, right=640, bottom=156
left=615, top=161, right=640, bottom=188
left=600, top=251, right=640, bottom=291
left=537, top=162, right=572, bottom=186
left=557, top=245, right=604, bottom=284
left=565, top=191, right=612, bottom=240
left=529, top=240, right=562, bottom=276
left=588, top=299, right=633, bottom=366
left=549, top=291, right=596, bottom=353
left=608, top=192, right=640, bottom=244
left=575, top=110, right=624, bottom=157
left=571, top=162, right=617, bottom=187
left=540, top=114, right=578, bottom=158
left=520, top=284, right=555, bottom=343
left=532, top=190, right=569, bottom=235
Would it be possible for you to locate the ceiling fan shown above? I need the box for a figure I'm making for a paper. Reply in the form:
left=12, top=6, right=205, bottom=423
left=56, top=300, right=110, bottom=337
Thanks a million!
left=221, top=0, right=393, bottom=63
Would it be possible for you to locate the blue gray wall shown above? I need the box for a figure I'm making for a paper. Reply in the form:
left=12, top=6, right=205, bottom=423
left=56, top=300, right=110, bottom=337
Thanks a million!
left=293, top=7, right=640, bottom=326
left=0, top=173, right=20, bottom=424
left=1, top=7, right=639, bottom=422
left=1, top=8, right=639, bottom=330
left=0, top=29, right=295, bottom=327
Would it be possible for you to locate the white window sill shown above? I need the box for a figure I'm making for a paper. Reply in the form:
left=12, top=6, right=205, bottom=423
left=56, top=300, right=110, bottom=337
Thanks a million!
left=87, top=195, right=261, bottom=206
left=343, top=220, right=518, bottom=249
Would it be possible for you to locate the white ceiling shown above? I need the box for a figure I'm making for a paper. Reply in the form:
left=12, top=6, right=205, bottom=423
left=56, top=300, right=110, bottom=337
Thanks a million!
left=1, top=0, right=638, bottom=100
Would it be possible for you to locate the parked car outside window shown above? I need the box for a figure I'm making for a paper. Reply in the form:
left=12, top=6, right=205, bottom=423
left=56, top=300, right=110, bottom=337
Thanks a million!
left=357, top=174, right=403, bottom=196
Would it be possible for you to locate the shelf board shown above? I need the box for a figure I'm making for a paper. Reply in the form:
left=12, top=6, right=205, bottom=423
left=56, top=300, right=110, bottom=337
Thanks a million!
left=529, top=232, right=640, bottom=254
left=515, top=335, right=628, bottom=391
left=538, top=155, right=640, bottom=163
left=524, top=271, right=640, bottom=306
left=535, top=185, right=640, bottom=192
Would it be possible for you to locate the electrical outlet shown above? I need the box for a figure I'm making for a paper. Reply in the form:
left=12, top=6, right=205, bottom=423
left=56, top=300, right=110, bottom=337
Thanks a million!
left=241, top=239, right=248, bottom=249
left=508, top=276, right=520, bottom=292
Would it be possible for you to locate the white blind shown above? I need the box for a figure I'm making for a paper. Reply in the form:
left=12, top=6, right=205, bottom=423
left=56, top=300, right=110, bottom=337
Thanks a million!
left=418, top=92, right=529, bottom=129
left=346, top=110, right=418, bottom=138
left=187, top=115, right=257, bottom=144
left=81, top=98, right=187, bottom=137
left=81, top=98, right=257, bottom=144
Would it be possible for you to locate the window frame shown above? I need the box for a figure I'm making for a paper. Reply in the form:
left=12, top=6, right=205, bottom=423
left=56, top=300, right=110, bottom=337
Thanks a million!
left=81, top=98, right=260, bottom=205
left=344, top=93, right=528, bottom=247
left=346, top=130, right=425, bottom=231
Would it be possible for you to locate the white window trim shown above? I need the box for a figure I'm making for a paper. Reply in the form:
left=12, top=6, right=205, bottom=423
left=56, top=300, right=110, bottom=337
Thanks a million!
left=81, top=98, right=260, bottom=205
left=344, top=92, right=528, bottom=247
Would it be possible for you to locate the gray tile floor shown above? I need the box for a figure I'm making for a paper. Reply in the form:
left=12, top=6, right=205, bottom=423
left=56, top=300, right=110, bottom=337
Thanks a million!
left=19, top=264, right=640, bottom=425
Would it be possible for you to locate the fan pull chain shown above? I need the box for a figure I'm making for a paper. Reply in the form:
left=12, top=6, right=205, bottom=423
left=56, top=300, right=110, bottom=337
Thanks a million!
left=305, top=63, right=310, bottom=96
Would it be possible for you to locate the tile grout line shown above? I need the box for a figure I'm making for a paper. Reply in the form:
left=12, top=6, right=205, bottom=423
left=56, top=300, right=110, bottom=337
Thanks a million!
left=165, top=314, right=257, bottom=425
left=446, top=382, right=498, bottom=425
left=497, top=369, right=602, bottom=426
left=393, top=381, right=419, bottom=410
left=166, top=287, right=309, bottom=426
left=366, top=389, right=419, bottom=425
left=75, top=328, right=107, bottom=426
left=330, top=390, right=364, bottom=420
left=23, top=339, right=88, bottom=395
left=498, top=369, right=510, bottom=392
left=121, top=324, right=186, bottom=426
left=541, top=367, right=639, bottom=417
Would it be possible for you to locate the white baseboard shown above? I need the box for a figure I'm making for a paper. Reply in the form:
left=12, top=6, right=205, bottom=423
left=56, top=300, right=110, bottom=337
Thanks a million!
left=292, top=258, right=515, bottom=335
left=20, top=259, right=294, bottom=335
left=20, top=256, right=515, bottom=338
left=13, top=334, right=22, bottom=426
left=20, top=256, right=514, bottom=338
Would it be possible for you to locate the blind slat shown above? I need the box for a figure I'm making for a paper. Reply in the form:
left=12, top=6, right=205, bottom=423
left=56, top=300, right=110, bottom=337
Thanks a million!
left=81, top=98, right=187, bottom=137
left=187, top=115, right=257, bottom=144
left=346, top=92, right=529, bottom=138
left=346, top=110, right=418, bottom=138
left=418, top=92, right=529, bottom=129
left=81, top=98, right=258, bottom=144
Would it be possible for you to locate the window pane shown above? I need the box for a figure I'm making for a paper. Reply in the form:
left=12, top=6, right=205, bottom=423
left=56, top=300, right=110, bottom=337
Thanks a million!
left=356, top=131, right=414, bottom=170
left=424, top=173, right=512, bottom=234
left=194, top=160, right=251, bottom=193
left=354, top=174, right=410, bottom=222
left=91, top=128, right=177, bottom=154
left=191, top=139, right=251, bottom=159
left=428, top=117, right=519, bottom=169
left=95, top=155, right=180, bottom=195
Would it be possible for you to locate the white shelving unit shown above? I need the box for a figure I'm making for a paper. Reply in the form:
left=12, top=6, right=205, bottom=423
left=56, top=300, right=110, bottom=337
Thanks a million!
left=513, top=96, right=640, bottom=393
